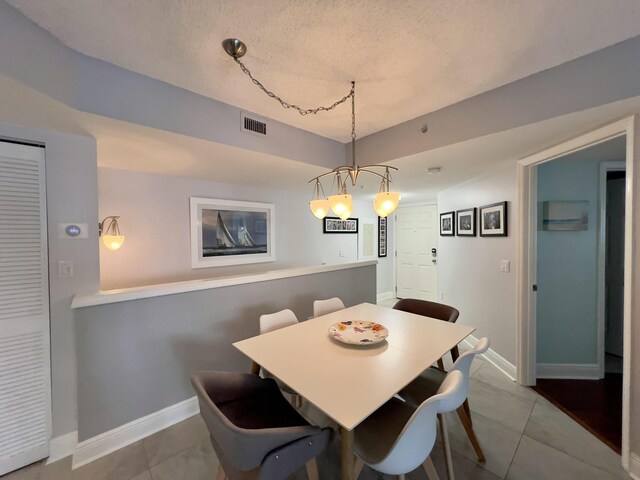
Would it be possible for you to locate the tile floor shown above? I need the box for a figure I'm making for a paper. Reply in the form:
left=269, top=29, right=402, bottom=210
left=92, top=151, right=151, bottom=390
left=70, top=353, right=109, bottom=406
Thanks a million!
left=3, top=300, right=630, bottom=480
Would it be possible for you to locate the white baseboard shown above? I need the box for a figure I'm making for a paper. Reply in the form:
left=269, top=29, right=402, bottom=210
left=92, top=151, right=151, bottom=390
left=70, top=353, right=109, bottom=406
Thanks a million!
left=376, top=291, right=394, bottom=302
left=629, top=453, right=640, bottom=480
left=536, top=363, right=601, bottom=380
left=72, top=396, right=199, bottom=469
left=462, top=333, right=517, bottom=381
left=47, top=430, right=77, bottom=464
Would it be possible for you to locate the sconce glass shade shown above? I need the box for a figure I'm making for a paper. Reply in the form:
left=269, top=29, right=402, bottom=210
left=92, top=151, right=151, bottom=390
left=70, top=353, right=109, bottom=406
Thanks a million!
left=329, top=194, right=353, bottom=220
left=102, top=235, right=125, bottom=251
left=373, top=191, right=400, bottom=218
left=99, top=215, right=124, bottom=250
left=309, top=198, right=330, bottom=219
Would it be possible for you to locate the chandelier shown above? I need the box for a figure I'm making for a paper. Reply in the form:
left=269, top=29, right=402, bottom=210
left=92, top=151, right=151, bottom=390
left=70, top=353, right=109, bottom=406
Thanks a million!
left=222, top=39, right=400, bottom=220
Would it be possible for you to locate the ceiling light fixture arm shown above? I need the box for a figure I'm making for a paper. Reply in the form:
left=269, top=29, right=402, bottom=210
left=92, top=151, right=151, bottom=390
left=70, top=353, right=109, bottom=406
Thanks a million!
left=222, top=38, right=401, bottom=219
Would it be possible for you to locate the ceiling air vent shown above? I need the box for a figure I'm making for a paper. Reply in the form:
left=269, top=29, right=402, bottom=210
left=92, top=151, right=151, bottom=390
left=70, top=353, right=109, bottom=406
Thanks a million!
left=241, top=112, right=267, bottom=136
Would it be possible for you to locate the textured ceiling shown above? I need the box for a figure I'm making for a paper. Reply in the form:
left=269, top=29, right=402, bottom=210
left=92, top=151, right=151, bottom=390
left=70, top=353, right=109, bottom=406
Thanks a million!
left=7, top=0, right=640, bottom=142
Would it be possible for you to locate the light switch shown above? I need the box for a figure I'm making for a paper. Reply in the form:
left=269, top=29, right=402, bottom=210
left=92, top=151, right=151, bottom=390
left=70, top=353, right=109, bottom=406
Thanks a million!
left=58, top=261, right=74, bottom=278
left=500, top=260, right=510, bottom=273
left=339, top=249, right=345, bottom=257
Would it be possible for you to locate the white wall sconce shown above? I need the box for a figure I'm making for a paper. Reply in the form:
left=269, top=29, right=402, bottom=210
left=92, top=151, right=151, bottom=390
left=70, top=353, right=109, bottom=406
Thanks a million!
left=99, top=216, right=125, bottom=251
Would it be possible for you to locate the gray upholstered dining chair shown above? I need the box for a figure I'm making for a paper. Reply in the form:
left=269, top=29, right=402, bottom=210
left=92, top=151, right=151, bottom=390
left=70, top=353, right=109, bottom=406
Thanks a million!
left=191, top=370, right=332, bottom=480
left=393, top=298, right=461, bottom=370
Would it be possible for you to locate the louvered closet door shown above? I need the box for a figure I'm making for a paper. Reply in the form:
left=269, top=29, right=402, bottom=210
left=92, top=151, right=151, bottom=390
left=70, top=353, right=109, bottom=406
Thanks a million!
left=0, top=141, right=50, bottom=476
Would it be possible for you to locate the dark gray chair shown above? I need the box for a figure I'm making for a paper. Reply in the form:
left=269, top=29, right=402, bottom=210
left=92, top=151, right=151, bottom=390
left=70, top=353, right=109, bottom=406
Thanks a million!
left=191, top=370, right=332, bottom=480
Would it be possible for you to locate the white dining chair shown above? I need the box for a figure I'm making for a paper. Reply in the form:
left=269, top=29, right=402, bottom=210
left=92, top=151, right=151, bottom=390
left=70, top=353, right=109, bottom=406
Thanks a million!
left=352, top=370, right=465, bottom=480
left=313, top=297, right=345, bottom=317
left=257, top=309, right=302, bottom=407
left=399, top=337, right=490, bottom=478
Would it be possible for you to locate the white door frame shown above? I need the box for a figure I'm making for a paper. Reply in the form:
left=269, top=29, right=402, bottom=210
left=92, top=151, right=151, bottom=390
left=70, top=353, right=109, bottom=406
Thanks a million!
left=516, top=116, right=635, bottom=469
left=597, top=161, right=626, bottom=378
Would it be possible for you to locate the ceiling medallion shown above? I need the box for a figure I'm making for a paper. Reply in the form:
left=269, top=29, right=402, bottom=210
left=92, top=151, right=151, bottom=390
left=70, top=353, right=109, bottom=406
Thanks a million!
left=222, top=38, right=400, bottom=220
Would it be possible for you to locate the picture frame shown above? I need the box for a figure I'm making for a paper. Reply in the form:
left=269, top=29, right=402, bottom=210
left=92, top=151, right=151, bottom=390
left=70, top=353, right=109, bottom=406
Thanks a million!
left=542, top=201, right=588, bottom=231
left=456, top=207, right=476, bottom=237
left=378, top=216, right=387, bottom=257
left=440, top=211, right=455, bottom=236
left=190, top=197, right=275, bottom=268
left=323, top=217, right=358, bottom=234
left=479, top=201, right=508, bottom=237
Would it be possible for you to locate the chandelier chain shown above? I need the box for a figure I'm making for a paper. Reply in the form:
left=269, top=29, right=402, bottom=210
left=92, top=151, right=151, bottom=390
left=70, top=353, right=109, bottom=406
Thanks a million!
left=233, top=57, right=355, bottom=116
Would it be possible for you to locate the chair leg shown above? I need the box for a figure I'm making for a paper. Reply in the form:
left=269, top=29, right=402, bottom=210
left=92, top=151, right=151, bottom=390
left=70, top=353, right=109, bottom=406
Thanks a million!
left=462, top=399, right=472, bottom=426
left=438, top=414, right=455, bottom=480
left=353, top=457, right=364, bottom=479
left=215, top=464, right=226, bottom=480
left=450, top=345, right=460, bottom=363
left=250, top=361, right=261, bottom=375
left=305, top=458, right=319, bottom=480
left=456, top=405, right=485, bottom=463
left=423, top=456, right=440, bottom=480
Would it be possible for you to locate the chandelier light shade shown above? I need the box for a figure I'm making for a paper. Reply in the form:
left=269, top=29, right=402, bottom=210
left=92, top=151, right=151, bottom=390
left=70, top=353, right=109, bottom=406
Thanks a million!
left=309, top=199, right=331, bottom=220
left=222, top=38, right=401, bottom=219
left=99, top=215, right=125, bottom=251
left=309, top=179, right=330, bottom=219
left=329, top=194, right=353, bottom=220
left=374, top=191, right=401, bottom=218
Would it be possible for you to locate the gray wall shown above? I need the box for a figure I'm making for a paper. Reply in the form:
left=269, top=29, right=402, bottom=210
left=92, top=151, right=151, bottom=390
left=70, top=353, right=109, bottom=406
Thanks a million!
left=74, top=264, right=376, bottom=440
left=0, top=1, right=346, bottom=170
left=355, top=35, right=640, bottom=165
left=536, top=154, right=601, bottom=365
left=437, top=160, right=518, bottom=365
left=0, top=124, right=100, bottom=438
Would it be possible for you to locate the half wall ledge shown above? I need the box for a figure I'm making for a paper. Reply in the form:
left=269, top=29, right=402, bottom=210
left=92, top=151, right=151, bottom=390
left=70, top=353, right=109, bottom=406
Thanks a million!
left=71, top=260, right=378, bottom=309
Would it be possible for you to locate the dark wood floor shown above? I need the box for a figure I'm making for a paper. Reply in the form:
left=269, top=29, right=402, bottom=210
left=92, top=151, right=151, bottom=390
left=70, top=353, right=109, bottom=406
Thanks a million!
left=532, top=373, right=622, bottom=453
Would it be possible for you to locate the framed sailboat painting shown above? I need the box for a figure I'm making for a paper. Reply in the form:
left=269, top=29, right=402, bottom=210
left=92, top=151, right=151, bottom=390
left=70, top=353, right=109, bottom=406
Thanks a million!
left=190, top=197, right=275, bottom=268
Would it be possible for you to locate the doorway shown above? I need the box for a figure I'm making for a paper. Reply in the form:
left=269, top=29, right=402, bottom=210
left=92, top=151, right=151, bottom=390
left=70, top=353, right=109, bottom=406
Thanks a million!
left=395, top=205, right=438, bottom=301
left=516, top=117, right=636, bottom=470
left=531, top=139, right=626, bottom=453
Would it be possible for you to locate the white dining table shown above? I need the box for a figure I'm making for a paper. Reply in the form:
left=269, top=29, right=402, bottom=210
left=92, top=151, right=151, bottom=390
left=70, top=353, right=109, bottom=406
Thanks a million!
left=233, top=302, right=474, bottom=480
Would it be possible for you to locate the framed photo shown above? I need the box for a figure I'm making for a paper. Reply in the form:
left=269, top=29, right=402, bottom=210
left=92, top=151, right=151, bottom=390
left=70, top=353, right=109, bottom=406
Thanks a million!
left=456, top=207, right=476, bottom=236
left=542, top=201, right=588, bottom=231
left=378, top=216, right=387, bottom=257
left=190, top=197, right=275, bottom=268
left=440, top=211, right=455, bottom=236
left=479, top=201, right=508, bottom=237
left=323, top=217, right=358, bottom=234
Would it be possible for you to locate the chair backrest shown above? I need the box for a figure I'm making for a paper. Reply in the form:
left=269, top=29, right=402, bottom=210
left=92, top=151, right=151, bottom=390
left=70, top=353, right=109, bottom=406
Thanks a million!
left=191, top=371, right=322, bottom=474
left=313, top=297, right=345, bottom=317
left=371, top=371, right=464, bottom=475
left=393, top=298, right=459, bottom=323
left=260, top=309, right=298, bottom=334
left=445, top=337, right=490, bottom=408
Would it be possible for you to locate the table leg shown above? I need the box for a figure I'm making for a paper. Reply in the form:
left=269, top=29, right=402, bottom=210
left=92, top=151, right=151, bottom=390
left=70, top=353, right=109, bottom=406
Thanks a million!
left=340, top=427, right=354, bottom=480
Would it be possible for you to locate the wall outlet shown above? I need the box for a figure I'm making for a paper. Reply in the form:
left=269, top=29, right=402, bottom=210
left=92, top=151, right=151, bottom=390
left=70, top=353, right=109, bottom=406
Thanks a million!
left=439, top=292, right=444, bottom=301
left=500, top=260, right=510, bottom=273
left=339, top=249, right=345, bottom=257
left=58, top=261, right=74, bottom=278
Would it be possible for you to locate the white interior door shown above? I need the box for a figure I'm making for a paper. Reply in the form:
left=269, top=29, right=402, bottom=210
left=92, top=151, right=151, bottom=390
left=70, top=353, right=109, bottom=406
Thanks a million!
left=0, top=141, right=50, bottom=475
left=395, top=205, right=438, bottom=300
